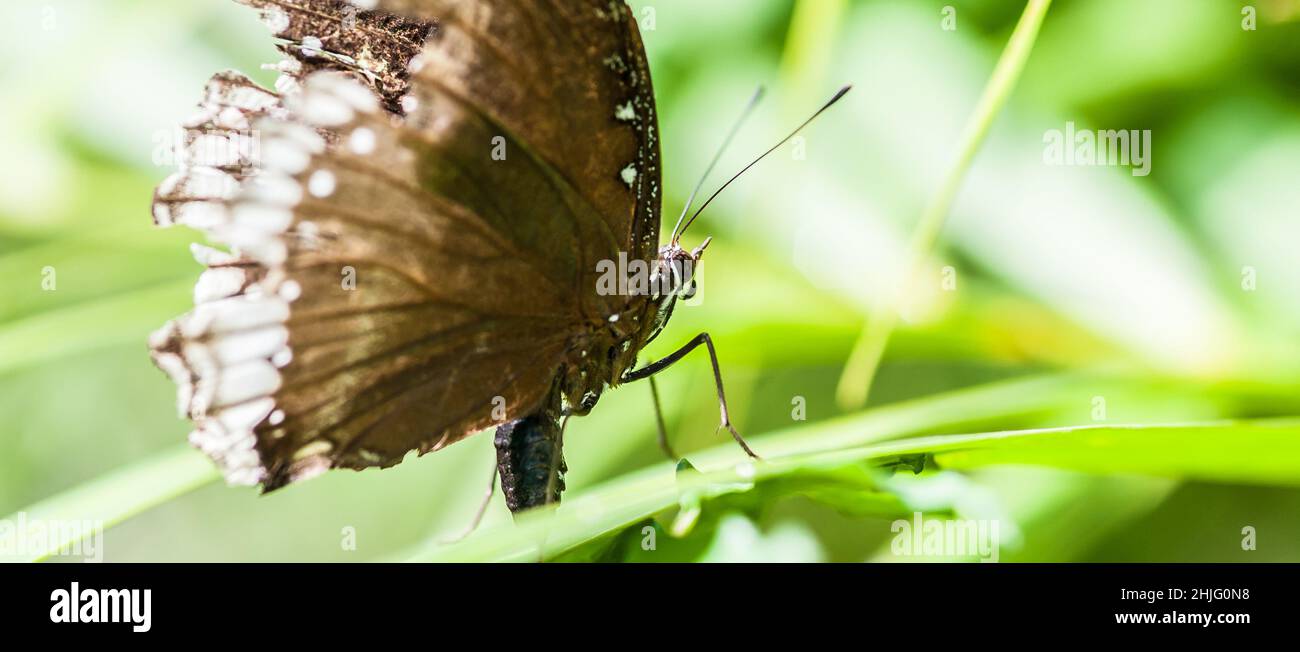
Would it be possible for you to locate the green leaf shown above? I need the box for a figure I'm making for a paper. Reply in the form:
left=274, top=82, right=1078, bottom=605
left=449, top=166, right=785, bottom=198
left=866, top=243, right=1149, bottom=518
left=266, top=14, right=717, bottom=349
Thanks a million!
left=924, top=421, right=1300, bottom=484
left=0, top=228, right=193, bottom=323
left=411, top=418, right=1300, bottom=562
left=0, top=279, right=192, bottom=376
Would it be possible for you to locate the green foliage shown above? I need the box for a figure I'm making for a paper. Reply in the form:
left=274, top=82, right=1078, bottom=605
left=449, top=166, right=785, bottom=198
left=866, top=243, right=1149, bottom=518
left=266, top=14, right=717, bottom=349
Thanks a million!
left=411, top=418, right=1300, bottom=562
left=5, top=0, right=1300, bottom=562
left=1, top=445, right=217, bottom=563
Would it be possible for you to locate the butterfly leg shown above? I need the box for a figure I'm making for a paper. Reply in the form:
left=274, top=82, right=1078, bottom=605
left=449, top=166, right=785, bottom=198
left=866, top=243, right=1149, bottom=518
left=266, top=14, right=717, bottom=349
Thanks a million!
left=623, top=333, right=760, bottom=459
left=648, top=375, right=680, bottom=461
left=438, top=464, right=498, bottom=545
left=543, top=415, right=571, bottom=508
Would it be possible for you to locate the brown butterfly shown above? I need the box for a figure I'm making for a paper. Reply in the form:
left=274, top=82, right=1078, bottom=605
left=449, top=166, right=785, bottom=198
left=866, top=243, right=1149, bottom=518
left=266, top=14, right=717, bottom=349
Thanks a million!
left=150, top=0, right=847, bottom=516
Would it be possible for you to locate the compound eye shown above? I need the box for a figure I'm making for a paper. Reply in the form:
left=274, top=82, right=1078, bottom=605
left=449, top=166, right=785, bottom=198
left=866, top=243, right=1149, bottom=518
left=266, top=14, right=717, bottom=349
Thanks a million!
left=669, top=256, right=697, bottom=294
left=669, top=260, right=686, bottom=290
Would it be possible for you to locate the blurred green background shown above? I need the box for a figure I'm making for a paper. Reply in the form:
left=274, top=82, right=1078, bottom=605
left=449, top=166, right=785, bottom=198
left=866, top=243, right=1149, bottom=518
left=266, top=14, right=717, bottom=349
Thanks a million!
left=3, top=0, right=1300, bottom=562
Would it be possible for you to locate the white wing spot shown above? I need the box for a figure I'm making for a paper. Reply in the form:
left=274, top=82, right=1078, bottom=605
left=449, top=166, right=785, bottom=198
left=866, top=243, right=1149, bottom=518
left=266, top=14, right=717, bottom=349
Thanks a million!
left=307, top=169, right=336, bottom=197
left=300, top=36, right=323, bottom=58
left=349, top=127, right=376, bottom=155
left=263, top=6, right=291, bottom=34
left=294, top=440, right=334, bottom=460
left=620, top=164, right=638, bottom=187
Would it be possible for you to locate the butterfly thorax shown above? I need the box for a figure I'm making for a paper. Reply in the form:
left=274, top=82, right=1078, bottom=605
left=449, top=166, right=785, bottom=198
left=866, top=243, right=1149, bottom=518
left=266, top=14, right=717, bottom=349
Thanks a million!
left=558, top=240, right=707, bottom=418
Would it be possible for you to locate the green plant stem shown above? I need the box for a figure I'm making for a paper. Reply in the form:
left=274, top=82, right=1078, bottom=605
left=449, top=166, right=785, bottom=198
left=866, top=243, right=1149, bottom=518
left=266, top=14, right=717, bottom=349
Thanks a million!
left=778, top=0, right=849, bottom=109
left=836, top=0, right=1054, bottom=409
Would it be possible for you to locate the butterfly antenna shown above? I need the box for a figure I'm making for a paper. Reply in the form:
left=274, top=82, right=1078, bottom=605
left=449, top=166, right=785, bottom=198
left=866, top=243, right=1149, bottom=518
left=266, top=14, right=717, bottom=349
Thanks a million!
left=669, top=86, right=766, bottom=245
left=676, top=84, right=852, bottom=241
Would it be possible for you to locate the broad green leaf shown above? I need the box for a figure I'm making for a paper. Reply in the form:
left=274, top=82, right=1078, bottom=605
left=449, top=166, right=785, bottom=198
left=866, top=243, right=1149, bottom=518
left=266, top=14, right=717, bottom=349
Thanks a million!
left=413, top=418, right=1300, bottom=562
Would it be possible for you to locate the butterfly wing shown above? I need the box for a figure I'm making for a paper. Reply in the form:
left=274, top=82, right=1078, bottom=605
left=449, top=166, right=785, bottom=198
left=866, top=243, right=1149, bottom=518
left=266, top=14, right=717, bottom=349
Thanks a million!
left=399, top=0, right=663, bottom=266
left=150, top=0, right=660, bottom=489
left=236, top=0, right=662, bottom=264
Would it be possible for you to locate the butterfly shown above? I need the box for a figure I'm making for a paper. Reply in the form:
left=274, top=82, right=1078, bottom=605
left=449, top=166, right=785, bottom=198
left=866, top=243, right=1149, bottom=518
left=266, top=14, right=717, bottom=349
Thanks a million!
left=150, top=0, right=847, bottom=515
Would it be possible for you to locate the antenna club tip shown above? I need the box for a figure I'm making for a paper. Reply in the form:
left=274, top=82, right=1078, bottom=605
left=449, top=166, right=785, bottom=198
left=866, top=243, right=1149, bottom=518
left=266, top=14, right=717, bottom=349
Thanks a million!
left=692, top=236, right=713, bottom=258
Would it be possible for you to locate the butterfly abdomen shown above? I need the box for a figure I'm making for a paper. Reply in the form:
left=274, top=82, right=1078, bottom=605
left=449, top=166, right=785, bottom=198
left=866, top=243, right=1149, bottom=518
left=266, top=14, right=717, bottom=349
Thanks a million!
left=494, top=411, right=566, bottom=514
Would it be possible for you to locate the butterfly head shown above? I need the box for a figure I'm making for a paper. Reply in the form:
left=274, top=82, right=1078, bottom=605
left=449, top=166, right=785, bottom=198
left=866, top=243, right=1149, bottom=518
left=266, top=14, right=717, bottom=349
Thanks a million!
left=653, top=236, right=710, bottom=301
left=634, top=237, right=708, bottom=350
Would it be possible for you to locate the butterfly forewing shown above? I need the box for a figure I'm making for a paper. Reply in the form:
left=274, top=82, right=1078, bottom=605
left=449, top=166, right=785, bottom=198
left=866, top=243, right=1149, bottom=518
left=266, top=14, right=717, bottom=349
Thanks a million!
left=403, top=0, right=663, bottom=267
